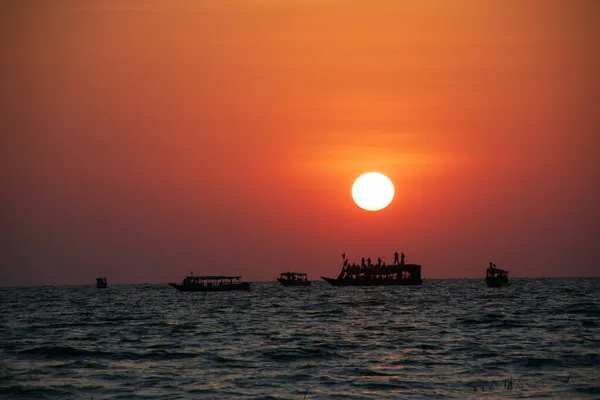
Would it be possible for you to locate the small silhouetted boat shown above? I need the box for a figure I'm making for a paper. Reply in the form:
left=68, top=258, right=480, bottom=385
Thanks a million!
left=96, top=277, right=107, bottom=288
left=322, top=253, right=423, bottom=286
left=277, top=272, right=311, bottom=286
left=169, top=275, right=251, bottom=292
left=485, top=263, right=509, bottom=287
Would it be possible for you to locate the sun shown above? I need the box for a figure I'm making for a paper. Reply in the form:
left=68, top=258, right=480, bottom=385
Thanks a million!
left=352, top=172, right=395, bottom=211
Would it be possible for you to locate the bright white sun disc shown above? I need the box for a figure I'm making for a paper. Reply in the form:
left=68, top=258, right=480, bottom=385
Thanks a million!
left=352, top=172, right=395, bottom=211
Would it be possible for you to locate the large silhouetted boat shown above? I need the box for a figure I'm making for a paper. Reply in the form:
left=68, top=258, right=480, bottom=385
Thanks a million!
left=321, top=253, right=423, bottom=286
left=485, top=263, right=509, bottom=287
left=169, top=275, right=251, bottom=292
left=96, top=277, right=107, bottom=288
left=277, top=272, right=311, bottom=286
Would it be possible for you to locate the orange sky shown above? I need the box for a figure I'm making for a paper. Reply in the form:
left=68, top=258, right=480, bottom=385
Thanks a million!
left=2, top=0, right=599, bottom=285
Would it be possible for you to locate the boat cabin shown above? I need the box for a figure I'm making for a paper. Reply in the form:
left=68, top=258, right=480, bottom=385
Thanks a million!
left=279, top=272, right=308, bottom=281
left=170, top=274, right=251, bottom=291
left=337, top=263, right=423, bottom=283
left=277, top=271, right=311, bottom=286
left=486, top=266, right=508, bottom=279
left=183, top=275, right=243, bottom=287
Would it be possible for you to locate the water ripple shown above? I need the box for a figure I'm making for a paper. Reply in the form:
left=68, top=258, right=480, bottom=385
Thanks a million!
left=0, top=278, right=599, bottom=399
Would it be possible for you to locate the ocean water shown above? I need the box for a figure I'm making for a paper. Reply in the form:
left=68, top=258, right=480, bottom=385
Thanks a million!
left=1, top=278, right=599, bottom=399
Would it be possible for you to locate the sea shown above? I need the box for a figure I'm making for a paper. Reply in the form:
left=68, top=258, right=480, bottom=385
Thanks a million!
left=1, top=278, right=599, bottom=399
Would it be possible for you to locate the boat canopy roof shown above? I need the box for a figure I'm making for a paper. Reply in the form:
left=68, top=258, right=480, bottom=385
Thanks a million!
left=280, top=272, right=307, bottom=277
left=492, top=268, right=508, bottom=274
left=343, top=264, right=422, bottom=275
left=186, top=275, right=241, bottom=280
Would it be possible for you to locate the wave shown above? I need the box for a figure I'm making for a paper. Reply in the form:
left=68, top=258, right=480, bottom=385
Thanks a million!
left=0, top=385, right=68, bottom=399
left=574, top=385, right=600, bottom=395
left=209, top=354, right=258, bottom=369
left=347, top=367, right=401, bottom=377
left=335, top=300, right=387, bottom=307
left=472, top=351, right=501, bottom=359
left=350, top=380, right=412, bottom=390
left=259, top=346, right=347, bottom=362
left=457, top=315, right=528, bottom=328
left=518, top=356, right=564, bottom=368
left=561, top=302, right=600, bottom=316
left=562, top=352, right=599, bottom=367
left=18, top=345, right=200, bottom=361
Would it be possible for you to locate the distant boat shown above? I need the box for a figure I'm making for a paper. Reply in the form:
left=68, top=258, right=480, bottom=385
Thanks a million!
left=96, top=277, right=107, bottom=288
left=169, top=275, right=251, bottom=292
left=322, top=253, right=423, bottom=286
left=277, top=272, right=311, bottom=286
left=485, top=263, right=509, bottom=287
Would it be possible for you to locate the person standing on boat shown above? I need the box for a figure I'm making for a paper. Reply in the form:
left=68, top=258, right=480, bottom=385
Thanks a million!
left=400, top=253, right=405, bottom=265
left=367, top=257, right=372, bottom=267
left=377, top=257, right=382, bottom=267
left=394, top=251, right=399, bottom=265
left=361, top=257, right=366, bottom=268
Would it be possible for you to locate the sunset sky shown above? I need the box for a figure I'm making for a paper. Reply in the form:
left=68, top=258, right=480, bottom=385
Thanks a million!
left=2, top=0, right=599, bottom=286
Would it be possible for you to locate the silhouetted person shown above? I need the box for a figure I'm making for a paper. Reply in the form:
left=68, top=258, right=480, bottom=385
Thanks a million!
left=400, top=253, right=405, bottom=265
left=377, top=257, right=382, bottom=266
left=361, top=257, right=366, bottom=267
left=394, top=251, right=399, bottom=265
left=367, top=257, right=372, bottom=267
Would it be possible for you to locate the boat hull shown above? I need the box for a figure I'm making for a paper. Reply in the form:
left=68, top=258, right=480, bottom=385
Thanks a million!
left=277, top=278, right=311, bottom=286
left=321, top=276, right=423, bottom=286
left=96, top=278, right=107, bottom=288
left=169, top=282, right=251, bottom=292
left=485, top=277, right=510, bottom=287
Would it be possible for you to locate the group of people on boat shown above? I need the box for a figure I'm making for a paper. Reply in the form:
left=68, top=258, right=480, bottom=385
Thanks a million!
left=341, top=251, right=406, bottom=269
left=183, top=271, right=195, bottom=284
left=486, top=262, right=505, bottom=274
left=486, top=262, right=508, bottom=274
left=338, top=251, right=415, bottom=281
left=183, top=276, right=204, bottom=285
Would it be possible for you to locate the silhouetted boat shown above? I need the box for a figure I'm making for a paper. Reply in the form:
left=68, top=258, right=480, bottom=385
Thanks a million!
left=169, top=275, right=251, bottom=292
left=322, top=253, right=423, bottom=286
left=485, top=264, right=509, bottom=287
left=96, top=277, right=107, bottom=288
left=277, top=272, right=311, bottom=286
